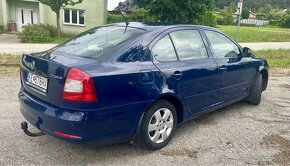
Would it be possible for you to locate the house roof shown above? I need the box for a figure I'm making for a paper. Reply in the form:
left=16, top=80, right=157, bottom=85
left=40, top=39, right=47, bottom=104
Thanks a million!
left=113, top=0, right=133, bottom=12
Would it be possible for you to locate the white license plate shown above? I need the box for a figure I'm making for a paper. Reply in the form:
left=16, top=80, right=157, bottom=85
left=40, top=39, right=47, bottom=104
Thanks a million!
left=27, top=73, right=48, bottom=92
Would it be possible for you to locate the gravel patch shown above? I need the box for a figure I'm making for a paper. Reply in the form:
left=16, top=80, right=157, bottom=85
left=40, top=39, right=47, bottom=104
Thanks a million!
left=0, top=71, right=289, bottom=165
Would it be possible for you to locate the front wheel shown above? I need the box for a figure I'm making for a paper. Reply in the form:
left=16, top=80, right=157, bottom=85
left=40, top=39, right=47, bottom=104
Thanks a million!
left=140, top=100, right=177, bottom=150
left=248, top=74, right=263, bottom=105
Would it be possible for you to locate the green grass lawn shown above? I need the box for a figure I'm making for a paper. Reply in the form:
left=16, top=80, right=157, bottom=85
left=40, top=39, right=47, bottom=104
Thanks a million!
left=0, top=55, right=21, bottom=74
left=255, top=49, right=290, bottom=68
left=219, top=25, right=290, bottom=43
left=0, top=54, right=21, bottom=64
left=20, top=35, right=72, bottom=44
left=0, top=66, right=19, bottom=74
left=50, top=36, right=71, bottom=44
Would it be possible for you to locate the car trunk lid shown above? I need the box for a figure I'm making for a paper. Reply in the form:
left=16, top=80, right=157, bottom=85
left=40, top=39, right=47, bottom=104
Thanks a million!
left=20, top=51, right=97, bottom=107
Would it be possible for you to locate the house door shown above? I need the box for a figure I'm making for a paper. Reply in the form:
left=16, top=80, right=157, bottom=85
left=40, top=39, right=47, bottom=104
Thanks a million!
left=17, top=8, right=38, bottom=32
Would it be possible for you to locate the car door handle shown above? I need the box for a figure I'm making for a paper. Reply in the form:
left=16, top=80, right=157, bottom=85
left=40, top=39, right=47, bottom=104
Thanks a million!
left=172, top=71, right=183, bottom=80
left=219, top=66, right=227, bottom=72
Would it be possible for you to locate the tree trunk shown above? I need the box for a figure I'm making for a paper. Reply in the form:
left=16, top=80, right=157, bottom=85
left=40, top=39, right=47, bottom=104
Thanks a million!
left=104, top=0, right=108, bottom=24
left=56, top=11, right=61, bottom=37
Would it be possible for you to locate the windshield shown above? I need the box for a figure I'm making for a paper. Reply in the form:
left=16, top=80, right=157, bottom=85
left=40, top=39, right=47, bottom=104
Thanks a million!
left=52, top=26, right=146, bottom=60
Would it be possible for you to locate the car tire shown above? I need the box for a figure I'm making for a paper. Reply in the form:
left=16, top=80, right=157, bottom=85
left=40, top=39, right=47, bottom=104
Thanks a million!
left=140, top=100, right=177, bottom=150
left=248, top=74, right=263, bottom=105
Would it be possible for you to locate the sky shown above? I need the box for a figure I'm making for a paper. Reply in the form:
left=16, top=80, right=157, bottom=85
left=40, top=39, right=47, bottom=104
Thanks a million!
left=107, top=0, right=126, bottom=11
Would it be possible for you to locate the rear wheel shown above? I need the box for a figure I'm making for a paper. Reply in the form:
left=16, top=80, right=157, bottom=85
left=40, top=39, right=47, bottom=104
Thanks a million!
left=248, top=74, right=263, bottom=105
left=140, top=100, right=177, bottom=150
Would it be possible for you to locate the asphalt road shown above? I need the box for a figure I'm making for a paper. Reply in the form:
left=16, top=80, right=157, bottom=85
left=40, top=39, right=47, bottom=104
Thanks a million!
left=0, top=71, right=289, bottom=165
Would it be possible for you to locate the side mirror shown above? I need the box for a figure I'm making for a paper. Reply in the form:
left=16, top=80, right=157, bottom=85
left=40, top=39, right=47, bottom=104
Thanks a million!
left=242, top=47, right=253, bottom=57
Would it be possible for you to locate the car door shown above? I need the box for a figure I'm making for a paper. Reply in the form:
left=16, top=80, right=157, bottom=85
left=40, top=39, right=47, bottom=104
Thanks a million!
left=151, top=28, right=219, bottom=116
left=203, top=29, right=253, bottom=102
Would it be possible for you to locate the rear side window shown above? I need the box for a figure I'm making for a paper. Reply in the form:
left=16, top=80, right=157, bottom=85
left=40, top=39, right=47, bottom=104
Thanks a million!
left=170, top=30, right=208, bottom=60
left=204, top=30, right=241, bottom=58
left=152, top=35, right=177, bottom=62
left=52, top=26, right=145, bottom=61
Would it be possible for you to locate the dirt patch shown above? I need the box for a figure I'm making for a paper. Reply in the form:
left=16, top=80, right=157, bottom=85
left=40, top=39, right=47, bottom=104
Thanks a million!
left=160, top=149, right=198, bottom=158
left=270, top=78, right=279, bottom=81
left=281, top=84, right=290, bottom=89
left=260, top=134, right=290, bottom=165
left=271, top=69, right=290, bottom=77
left=195, top=116, right=218, bottom=125
left=275, top=104, right=287, bottom=108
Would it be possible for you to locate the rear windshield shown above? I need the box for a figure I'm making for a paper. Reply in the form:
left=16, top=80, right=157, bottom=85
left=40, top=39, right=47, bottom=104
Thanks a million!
left=52, top=26, right=146, bottom=60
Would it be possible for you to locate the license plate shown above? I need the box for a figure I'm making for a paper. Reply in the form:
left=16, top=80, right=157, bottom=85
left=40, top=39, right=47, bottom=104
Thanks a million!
left=27, top=73, right=48, bottom=92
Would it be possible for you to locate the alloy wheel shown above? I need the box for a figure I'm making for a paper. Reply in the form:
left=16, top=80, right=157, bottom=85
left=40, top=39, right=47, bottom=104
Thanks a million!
left=148, top=108, right=174, bottom=144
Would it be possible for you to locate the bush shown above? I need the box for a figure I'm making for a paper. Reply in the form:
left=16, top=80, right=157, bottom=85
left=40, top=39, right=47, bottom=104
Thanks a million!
left=41, top=24, right=57, bottom=38
left=107, top=13, right=133, bottom=23
left=107, top=8, right=154, bottom=24
left=216, top=10, right=234, bottom=25
left=280, top=15, right=290, bottom=28
left=0, top=25, right=3, bottom=33
left=199, top=11, right=217, bottom=27
left=20, top=24, right=52, bottom=43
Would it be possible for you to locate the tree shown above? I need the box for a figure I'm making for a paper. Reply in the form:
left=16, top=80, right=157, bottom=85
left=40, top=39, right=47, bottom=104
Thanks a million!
left=38, top=0, right=83, bottom=37
left=134, top=0, right=213, bottom=24
left=216, top=9, right=234, bottom=25
left=132, top=8, right=149, bottom=22
left=242, top=7, right=249, bottom=19
left=214, top=0, right=290, bottom=11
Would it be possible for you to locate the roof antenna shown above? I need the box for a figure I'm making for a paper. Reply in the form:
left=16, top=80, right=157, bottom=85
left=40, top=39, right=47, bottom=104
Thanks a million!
left=118, top=7, right=129, bottom=34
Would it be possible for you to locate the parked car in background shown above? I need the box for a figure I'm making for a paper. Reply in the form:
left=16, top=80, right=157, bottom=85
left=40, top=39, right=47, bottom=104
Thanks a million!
left=19, top=22, right=268, bottom=150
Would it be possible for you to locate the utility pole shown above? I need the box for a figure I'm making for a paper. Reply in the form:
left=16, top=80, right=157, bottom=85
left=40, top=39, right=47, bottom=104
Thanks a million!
left=236, top=0, right=243, bottom=42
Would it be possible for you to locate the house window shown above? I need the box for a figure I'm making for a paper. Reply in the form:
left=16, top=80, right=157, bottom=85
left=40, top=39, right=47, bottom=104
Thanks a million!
left=64, top=9, right=85, bottom=25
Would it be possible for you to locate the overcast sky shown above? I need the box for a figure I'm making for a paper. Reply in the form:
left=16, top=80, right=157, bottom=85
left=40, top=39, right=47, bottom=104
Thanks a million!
left=107, top=0, right=126, bottom=11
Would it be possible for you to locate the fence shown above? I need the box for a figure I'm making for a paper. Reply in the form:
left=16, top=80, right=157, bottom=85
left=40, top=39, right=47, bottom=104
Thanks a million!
left=240, top=19, right=269, bottom=26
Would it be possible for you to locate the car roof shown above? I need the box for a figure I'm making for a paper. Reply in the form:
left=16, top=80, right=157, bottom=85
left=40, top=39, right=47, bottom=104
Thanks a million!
left=110, top=22, right=218, bottom=32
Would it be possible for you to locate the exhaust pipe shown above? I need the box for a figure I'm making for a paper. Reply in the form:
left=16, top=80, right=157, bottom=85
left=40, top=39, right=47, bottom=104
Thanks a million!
left=21, top=122, right=45, bottom=137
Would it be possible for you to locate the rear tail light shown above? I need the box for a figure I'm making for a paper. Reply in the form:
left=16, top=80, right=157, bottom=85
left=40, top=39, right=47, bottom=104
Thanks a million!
left=63, top=68, right=97, bottom=102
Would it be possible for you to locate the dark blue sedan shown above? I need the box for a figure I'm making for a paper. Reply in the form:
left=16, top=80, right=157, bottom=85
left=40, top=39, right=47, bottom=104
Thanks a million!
left=19, top=22, right=268, bottom=150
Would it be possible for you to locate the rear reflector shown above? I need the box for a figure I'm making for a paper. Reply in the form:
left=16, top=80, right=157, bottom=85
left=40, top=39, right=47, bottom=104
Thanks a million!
left=54, top=131, right=82, bottom=139
left=63, top=68, right=97, bottom=102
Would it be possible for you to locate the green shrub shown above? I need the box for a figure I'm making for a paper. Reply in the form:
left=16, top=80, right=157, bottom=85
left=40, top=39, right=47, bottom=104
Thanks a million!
left=199, top=11, right=217, bottom=27
left=107, top=8, right=154, bottom=24
left=20, top=24, right=52, bottom=43
left=41, top=24, right=57, bottom=38
left=280, top=15, right=290, bottom=28
left=107, top=13, right=133, bottom=24
left=216, top=10, right=234, bottom=25
left=269, top=19, right=281, bottom=26
left=0, top=25, right=3, bottom=33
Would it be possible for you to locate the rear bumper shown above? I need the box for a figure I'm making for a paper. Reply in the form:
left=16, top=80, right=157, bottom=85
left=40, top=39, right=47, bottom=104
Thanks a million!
left=18, top=89, right=150, bottom=146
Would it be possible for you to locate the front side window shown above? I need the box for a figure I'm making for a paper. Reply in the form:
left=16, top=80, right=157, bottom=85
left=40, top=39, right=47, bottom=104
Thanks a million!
left=170, top=30, right=208, bottom=61
left=64, top=9, right=85, bottom=25
left=204, top=30, right=240, bottom=58
left=152, top=35, right=177, bottom=62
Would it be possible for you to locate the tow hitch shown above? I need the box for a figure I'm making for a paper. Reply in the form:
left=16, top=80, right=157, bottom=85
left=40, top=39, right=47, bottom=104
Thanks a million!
left=21, top=122, right=45, bottom=137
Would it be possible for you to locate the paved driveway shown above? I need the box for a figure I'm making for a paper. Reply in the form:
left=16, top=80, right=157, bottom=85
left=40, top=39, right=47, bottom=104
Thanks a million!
left=0, top=71, right=289, bottom=165
left=0, top=34, right=21, bottom=44
left=240, top=42, right=290, bottom=51
left=0, top=44, right=57, bottom=55
left=0, top=42, right=290, bottom=55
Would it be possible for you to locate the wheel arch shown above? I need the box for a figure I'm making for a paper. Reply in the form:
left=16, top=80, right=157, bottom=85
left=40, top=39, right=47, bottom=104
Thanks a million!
left=130, top=93, right=185, bottom=147
left=156, top=94, right=185, bottom=124
left=259, top=68, right=268, bottom=91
